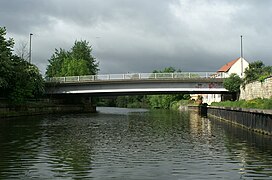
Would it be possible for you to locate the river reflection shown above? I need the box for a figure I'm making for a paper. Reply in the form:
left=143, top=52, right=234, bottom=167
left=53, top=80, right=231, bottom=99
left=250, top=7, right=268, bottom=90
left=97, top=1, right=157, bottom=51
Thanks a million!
left=0, top=107, right=271, bottom=179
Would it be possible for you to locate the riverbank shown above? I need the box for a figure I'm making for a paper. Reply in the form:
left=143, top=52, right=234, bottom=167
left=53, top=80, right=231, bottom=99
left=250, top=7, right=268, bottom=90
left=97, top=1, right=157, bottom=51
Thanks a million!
left=208, top=106, right=272, bottom=136
left=211, top=98, right=272, bottom=110
left=0, top=101, right=96, bottom=118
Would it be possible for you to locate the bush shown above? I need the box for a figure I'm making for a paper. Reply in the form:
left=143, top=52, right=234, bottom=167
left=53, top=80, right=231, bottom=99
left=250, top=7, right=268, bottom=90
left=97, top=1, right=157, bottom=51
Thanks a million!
left=211, top=98, right=272, bottom=109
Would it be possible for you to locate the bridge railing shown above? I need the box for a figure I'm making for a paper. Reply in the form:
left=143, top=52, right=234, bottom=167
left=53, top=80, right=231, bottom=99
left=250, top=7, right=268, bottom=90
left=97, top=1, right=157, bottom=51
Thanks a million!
left=46, top=72, right=218, bottom=83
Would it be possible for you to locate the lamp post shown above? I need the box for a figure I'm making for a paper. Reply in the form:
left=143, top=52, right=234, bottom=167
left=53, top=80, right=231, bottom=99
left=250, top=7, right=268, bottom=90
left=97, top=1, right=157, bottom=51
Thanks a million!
left=29, top=33, right=33, bottom=63
left=240, top=35, right=243, bottom=77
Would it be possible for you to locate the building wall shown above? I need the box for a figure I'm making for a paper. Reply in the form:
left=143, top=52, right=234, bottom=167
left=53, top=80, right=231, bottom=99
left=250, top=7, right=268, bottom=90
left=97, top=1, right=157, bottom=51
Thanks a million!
left=228, top=58, right=249, bottom=78
left=202, top=58, right=249, bottom=104
left=240, top=77, right=272, bottom=100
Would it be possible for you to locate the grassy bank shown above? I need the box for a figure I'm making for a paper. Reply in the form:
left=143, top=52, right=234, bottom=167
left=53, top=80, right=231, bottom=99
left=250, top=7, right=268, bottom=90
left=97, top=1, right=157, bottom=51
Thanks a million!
left=211, top=98, right=272, bottom=110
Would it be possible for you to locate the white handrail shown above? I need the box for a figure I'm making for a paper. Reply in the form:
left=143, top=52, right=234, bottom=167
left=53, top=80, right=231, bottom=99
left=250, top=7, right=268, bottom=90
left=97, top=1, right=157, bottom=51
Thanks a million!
left=46, top=72, right=219, bottom=83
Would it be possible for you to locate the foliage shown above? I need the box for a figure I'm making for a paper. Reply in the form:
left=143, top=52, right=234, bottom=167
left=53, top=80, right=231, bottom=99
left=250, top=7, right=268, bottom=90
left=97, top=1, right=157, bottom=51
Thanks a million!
left=244, top=61, right=272, bottom=84
left=0, top=27, right=14, bottom=90
left=0, top=27, right=44, bottom=103
left=147, top=67, right=190, bottom=109
left=46, top=40, right=99, bottom=77
left=223, top=73, right=243, bottom=93
left=147, top=94, right=190, bottom=109
left=116, top=95, right=148, bottom=108
left=211, top=98, right=272, bottom=110
left=153, top=66, right=181, bottom=73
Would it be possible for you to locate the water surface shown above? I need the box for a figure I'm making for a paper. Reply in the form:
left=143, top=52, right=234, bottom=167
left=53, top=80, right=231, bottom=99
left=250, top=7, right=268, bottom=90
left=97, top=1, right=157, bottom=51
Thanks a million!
left=0, top=107, right=271, bottom=179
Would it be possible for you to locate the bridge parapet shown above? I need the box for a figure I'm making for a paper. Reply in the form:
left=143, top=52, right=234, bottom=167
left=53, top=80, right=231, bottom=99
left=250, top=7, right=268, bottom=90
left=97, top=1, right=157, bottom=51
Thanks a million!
left=46, top=72, right=219, bottom=83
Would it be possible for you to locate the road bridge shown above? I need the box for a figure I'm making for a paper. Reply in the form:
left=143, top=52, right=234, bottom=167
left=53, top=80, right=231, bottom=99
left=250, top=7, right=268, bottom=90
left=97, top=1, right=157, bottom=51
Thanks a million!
left=45, top=72, right=228, bottom=96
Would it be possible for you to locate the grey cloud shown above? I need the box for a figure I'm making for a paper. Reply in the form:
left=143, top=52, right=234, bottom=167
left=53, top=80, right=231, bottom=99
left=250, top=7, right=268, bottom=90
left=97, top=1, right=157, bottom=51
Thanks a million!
left=0, top=0, right=272, bottom=75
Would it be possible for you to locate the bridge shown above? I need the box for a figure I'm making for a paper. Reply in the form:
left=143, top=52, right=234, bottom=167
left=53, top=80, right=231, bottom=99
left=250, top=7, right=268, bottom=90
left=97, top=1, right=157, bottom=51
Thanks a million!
left=45, top=72, right=228, bottom=96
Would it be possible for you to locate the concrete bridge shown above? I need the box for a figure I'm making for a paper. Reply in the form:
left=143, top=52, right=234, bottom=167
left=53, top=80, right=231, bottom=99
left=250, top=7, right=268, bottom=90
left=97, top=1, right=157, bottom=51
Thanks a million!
left=45, top=72, right=228, bottom=96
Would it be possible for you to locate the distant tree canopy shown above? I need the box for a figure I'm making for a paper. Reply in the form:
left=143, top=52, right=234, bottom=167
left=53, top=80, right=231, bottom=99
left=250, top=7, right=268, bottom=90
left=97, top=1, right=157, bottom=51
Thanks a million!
left=153, top=66, right=181, bottom=73
left=46, top=40, right=99, bottom=77
left=0, top=27, right=44, bottom=103
left=244, top=61, right=272, bottom=84
left=148, top=67, right=190, bottom=109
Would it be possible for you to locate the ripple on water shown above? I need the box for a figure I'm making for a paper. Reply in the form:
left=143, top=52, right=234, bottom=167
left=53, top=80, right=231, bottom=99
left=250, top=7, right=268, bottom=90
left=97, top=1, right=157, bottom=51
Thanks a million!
left=0, top=107, right=271, bottom=179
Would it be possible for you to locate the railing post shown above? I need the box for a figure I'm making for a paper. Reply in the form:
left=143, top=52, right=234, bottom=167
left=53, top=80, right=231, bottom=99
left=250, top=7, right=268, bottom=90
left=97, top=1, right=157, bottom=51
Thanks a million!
left=64, top=77, right=66, bottom=82
left=155, top=73, right=157, bottom=79
left=78, top=76, right=80, bottom=81
left=172, top=73, right=174, bottom=79
left=189, top=73, right=191, bottom=78
left=206, top=72, right=208, bottom=78
left=108, top=74, right=110, bottom=80
left=123, top=74, right=125, bottom=79
left=139, top=73, right=141, bottom=79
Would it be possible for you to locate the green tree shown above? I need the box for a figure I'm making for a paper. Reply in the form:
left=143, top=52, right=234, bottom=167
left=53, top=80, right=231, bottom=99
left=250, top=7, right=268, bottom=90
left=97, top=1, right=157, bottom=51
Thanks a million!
left=148, top=94, right=190, bottom=109
left=60, top=58, right=90, bottom=76
left=0, top=27, right=44, bottom=103
left=223, top=73, right=243, bottom=93
left=147, top=67, right=189, bottom=109
left=46, top=48, right=69, bottom=77
left=71, top=40, right=99, bottom=75
left=223, top=73, right=243, bottom=100
left=0, top=27, right=14, bottom=91
left=8, top=57, right=44, bottom=103
left=244, top=61, right=272, bottom=84
left=46, top=40, right=99, bottom=77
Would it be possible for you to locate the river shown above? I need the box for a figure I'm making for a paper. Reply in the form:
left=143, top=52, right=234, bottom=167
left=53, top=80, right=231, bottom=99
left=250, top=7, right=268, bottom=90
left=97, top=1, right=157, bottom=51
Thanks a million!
left=0, top=107, right=271, bottom=179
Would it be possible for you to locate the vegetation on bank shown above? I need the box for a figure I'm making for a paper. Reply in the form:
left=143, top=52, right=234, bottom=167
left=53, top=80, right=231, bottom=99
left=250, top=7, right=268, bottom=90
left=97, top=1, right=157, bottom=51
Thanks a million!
left=211, top=98, right=272, bottom=110
left=0, top=27, right=44, bottom=103
left=97, top=67, right=191, bottom=110
left=223, top=61, right=272, bottom=95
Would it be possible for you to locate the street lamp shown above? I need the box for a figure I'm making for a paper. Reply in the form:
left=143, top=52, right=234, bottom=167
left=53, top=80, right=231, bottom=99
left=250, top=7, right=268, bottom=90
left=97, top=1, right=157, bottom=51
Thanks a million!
left=29, top=33, right=33, bottom=63
left=240, top=35, right=243, bottom=77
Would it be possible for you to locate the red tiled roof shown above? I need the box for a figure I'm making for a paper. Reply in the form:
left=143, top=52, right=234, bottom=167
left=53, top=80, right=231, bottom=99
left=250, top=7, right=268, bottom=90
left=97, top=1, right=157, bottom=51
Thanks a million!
left=217, top=57, right=240, bottom=72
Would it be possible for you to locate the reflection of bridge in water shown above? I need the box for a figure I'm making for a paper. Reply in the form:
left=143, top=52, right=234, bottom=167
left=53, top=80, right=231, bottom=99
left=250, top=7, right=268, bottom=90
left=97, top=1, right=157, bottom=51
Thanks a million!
left=45, top=72, right=229, bottom=96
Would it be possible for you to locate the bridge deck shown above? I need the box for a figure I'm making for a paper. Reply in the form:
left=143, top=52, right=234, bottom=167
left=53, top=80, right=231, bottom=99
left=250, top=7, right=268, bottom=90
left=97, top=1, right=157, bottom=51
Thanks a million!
left=45, top=72, right=220, bottom=83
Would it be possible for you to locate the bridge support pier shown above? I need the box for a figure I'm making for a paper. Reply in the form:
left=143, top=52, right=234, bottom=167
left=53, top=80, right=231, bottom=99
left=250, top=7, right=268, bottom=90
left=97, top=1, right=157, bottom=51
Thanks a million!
left=81, top=96, right=96, bottom=112
left=48, top=94, right=96, bottom=113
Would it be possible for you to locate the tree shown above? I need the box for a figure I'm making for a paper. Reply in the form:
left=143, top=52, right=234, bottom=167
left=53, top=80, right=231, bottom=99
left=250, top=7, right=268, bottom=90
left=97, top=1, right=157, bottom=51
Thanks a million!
left=0, top=27, right=14, bottom=91
left=223, top=73, right=243, bottom=101
left=147, top=67, right=190, bottom=109
left=148, top=94, right=190, bottom=109
left=244, top=61, right=272, bottom=84
left=0, top=26, right=44, bottom=103
left=223, top=73, right=243, bottom=93
left=46, top=40, right=99, bottom=77
left=15, top=40, right=29, bottom=60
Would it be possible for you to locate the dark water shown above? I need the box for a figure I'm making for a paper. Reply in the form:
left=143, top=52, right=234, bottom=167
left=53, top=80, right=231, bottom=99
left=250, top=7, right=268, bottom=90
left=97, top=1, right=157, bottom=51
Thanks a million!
left=0, top=107, right=271, bottom=180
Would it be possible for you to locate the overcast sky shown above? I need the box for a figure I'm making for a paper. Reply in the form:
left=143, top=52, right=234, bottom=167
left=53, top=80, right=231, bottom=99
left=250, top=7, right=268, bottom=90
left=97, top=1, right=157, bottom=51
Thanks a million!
left=1, top=0, right=272, bottom=75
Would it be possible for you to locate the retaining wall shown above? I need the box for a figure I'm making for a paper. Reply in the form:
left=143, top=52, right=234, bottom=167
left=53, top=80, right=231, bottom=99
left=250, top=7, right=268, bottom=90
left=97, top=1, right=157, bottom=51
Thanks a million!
left=208, top=106, right=272, bottom=135
left=0, top=103, right=96, bottom=118
left=240, top=77, right=272, bottom=100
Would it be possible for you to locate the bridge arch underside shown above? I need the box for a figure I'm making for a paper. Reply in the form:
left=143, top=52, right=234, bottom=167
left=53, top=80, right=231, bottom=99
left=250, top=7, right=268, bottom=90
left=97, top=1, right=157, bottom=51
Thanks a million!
left=46, top=79, right=230, bottom=97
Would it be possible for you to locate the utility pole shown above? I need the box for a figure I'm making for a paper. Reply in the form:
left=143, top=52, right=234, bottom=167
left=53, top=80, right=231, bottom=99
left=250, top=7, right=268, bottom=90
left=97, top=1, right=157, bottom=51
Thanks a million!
left=29, top=33, right=33, bottom=63
left=240, top=35, right=243, bottom=77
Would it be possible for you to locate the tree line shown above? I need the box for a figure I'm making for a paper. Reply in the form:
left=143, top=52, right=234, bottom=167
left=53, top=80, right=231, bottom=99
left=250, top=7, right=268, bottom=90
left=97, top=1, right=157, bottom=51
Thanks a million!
left=0, top=27, right=99, bottom=104
left=0, top=27, right=44, bottom=103
left=2, top=25, right=270, bottom=106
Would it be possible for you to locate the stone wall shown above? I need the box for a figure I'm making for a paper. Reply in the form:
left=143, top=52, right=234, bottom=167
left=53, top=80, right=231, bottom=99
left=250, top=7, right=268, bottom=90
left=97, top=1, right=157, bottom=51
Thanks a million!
left=0, top=103, right=96, bottom=118
left=240, top=77, right=272, bottom=100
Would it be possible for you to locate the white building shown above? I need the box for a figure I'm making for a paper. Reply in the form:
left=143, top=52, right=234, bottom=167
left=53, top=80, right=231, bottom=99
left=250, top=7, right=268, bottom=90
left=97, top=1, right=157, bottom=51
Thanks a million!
left=202, top=57, right=249, bottom=105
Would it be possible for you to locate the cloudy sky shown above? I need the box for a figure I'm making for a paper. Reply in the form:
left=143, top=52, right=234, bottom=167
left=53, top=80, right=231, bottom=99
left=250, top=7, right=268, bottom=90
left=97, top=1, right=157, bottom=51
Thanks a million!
left=1, top=0, right=272, bottom=75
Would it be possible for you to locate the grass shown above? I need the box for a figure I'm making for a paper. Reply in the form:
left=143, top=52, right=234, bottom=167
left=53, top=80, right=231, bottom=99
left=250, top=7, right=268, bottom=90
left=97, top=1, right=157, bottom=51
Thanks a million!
left=211, top=98, right=272, bottom=110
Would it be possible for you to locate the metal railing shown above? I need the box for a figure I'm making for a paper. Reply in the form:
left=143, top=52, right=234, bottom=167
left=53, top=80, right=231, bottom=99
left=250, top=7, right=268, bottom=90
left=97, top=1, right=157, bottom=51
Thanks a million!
left=45, top=72, right=218, bottom=83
